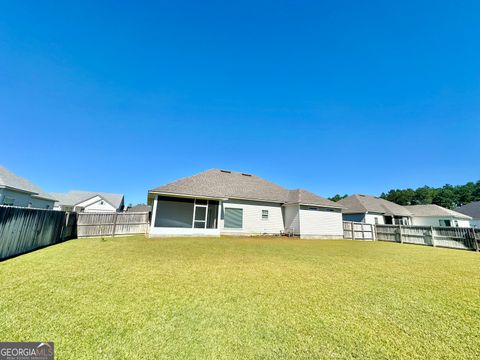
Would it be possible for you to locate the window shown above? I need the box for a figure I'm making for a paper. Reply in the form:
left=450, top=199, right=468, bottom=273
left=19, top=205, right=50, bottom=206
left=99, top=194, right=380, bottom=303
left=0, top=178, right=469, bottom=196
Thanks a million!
left=439, top=219, right=452, bottom=227
left=224, top=208, right=243, bottom=229
left=374, top=217, right=379, bottom=224
left=454, top=220, right=459, bottom=227
left=262, top=210, right=269, bottom=220
left=2, top=197, right=14, bottom=206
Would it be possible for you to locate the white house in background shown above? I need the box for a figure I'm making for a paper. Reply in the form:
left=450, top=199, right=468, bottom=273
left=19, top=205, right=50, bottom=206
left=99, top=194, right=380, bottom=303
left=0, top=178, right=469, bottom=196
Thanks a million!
left=405, top=204, right=472, bottom=228
left=0, top=166, right=56, bottom=209
left=455, top=201, right=480, bottom=228
left=51, top=191, right=124, bottom=213
left=337, top=194, right=412, bottom=225
left=147, top=169, right=344, bottom=239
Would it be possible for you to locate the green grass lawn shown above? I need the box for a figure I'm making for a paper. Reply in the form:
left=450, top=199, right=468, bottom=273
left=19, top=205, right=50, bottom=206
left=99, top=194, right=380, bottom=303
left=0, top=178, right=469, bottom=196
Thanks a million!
left=1, top=236, right=479, bottom=359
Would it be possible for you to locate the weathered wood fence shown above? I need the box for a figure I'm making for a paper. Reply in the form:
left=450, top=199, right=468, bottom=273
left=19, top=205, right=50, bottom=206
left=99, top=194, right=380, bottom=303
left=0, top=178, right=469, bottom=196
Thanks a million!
left=0, top=206, right=77, bottom=260
left=77, top=212, right=149, bottom=237
left=343, top=221, right=374, bottom=240
left=375, top=224, right=480, bottom=251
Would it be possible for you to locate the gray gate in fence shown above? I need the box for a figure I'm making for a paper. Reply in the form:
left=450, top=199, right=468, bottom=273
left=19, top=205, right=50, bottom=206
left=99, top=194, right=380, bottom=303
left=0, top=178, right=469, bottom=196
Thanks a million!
left=343, top=221, right=374, bottom=240
left=375, top=224, right=480, bottom=251
left=77, top=212, right=150, bottom=237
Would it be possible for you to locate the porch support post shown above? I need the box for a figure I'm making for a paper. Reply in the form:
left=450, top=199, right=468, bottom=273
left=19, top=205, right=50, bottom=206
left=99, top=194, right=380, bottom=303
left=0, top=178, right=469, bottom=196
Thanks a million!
left=150, top=195, right=158, bottom=234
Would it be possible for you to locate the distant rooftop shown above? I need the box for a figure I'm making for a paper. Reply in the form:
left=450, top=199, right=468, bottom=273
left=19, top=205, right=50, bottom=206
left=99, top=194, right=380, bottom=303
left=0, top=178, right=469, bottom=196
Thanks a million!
left=0, top=166, right=56, bottom=201
left=455, top=201, right=480, bottom=219
left=337, top=194, right=412, bottom=217
left=51, top=190, right=124, bottom=208
left=405, top=204, right=472, bottom=220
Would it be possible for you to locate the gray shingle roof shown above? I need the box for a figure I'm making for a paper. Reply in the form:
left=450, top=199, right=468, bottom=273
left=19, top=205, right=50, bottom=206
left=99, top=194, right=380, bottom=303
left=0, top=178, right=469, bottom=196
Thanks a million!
left=149, top=169, right=340, bottom=208
left=455, top=201, right=480, bottom=219
left=51, top=191, right=124, bottom=209
left=286, top=189, right=343, bottom=208
left=0, top=166, right=56, bottom=201
left=337, top=194, right=412, bottom=216
left=405, top=204, right=472, bottom=220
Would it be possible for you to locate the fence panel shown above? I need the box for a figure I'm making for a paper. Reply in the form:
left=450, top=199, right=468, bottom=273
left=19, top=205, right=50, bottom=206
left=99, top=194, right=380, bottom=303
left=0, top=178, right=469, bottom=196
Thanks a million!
left=77, top=212, right=149, bottom=237
left=0, top=206, right=75, bottom=260
left=375, top=225, right=399, bottom=242
left=375, top=223, right=478, bottom=251
left=343, top=221, right=374, bottom=240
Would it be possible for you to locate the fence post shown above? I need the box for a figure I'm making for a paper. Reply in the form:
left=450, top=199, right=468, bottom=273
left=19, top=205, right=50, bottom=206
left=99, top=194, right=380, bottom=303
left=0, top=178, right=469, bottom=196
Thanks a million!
left=112, top=212, right=118, bottom=237
left=399, top=225, right=403, bottom=243
left=430, top=226, right=436, bottom=247
left=470, top=228, right=478, bottom=252
left=373, top=224, right=377, bottom=241
left=351, top=222, right=355, bottom=240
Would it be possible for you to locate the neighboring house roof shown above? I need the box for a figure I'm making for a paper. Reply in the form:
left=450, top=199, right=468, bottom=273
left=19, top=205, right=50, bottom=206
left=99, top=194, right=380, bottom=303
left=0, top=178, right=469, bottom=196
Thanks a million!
left=405, top=204, right=472, bottom=220
left=127, top=204, right=152, bottom=212
left=337, top=194, right=412, bottom=217
left=51, top=191, right=124, bottom=209
left=455, top=201, right=480, bottom=219
left=149, top=169, right=341, bottom=208
left=0, top=166, right=56, bottom=201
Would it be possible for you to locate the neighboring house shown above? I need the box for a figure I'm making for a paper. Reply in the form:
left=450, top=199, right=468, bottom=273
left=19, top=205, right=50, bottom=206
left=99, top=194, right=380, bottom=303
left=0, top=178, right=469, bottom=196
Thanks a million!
left=455, top=201, right=480, bottom=228
left=0, top=166, right=56, bottom=209
left=147, top=169, right=344, bottom=239
left=51, top=191, right=124, bottom=213
left=405, top=204, right=472, bottom=228
left=126, top=204, right=152, bottom=213
left=337, top=194, right=412, bottom=225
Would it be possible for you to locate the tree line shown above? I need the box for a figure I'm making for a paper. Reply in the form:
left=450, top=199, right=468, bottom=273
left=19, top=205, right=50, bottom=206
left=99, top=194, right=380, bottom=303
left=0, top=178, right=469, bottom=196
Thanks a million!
left=329, top=180, right=480, bottom=209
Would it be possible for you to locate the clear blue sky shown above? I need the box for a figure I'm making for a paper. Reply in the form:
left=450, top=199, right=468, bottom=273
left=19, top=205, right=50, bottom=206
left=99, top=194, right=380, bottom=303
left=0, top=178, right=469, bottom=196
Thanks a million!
left=1, top=1, right=479, bottom=205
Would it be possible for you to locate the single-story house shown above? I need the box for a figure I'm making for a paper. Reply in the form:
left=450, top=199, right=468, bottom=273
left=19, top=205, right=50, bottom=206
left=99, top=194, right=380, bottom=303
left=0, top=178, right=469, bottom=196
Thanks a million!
left=147, top=169, right=344, bottom=239
left=337, top=194, right=412, bottom=225
left=455, top=201, right=480, bottom=228
left=0, top=166, right=56, bottom=209
left=405, top=204, right=472, bottom=228
left=51, top=191, right=124, bottom=213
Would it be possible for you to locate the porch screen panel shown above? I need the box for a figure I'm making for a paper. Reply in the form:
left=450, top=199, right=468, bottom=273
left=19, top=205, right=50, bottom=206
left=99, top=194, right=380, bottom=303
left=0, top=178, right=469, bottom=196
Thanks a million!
left=155, top=196, right=194, bottom=228
left=207, top=201, right=219, bottom=229
left=224, top=208, right=243, bottom=229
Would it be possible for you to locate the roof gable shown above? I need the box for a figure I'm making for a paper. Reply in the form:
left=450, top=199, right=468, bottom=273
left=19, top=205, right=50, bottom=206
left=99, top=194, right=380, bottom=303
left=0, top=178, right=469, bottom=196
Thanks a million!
left=51, top=191, right=124, bottom=208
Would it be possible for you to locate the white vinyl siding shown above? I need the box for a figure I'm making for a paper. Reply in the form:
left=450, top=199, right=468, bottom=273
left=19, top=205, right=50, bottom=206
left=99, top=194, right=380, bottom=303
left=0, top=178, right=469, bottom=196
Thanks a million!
left=365, top=213, right=386, bottom=225
left=411, top=216, right=471, bottom=228
left=299, top=206, right=343, bottom=239
left=220, top=199, right=284, bottom=235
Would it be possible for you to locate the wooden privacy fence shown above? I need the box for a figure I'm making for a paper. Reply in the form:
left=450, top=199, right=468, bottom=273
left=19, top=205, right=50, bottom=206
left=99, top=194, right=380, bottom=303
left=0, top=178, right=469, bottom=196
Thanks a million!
left=77, top=212, right=149, bottom=237
left=0, top=206, right=77, bottom=260
left=375, top=224, right=480, bottom=251
left=343, top=221, right=374, bottom=240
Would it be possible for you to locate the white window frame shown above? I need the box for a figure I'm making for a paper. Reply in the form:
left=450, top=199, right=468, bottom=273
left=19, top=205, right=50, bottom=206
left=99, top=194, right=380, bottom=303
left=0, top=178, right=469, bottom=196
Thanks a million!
left=262, top=209, right=269, bottom=220
left=193, top=199, right=209, bottom=229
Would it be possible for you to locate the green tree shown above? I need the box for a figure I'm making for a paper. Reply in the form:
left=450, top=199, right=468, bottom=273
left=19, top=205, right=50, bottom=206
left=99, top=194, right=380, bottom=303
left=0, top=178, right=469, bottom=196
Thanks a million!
left=329, top=194, right=348, bottom=202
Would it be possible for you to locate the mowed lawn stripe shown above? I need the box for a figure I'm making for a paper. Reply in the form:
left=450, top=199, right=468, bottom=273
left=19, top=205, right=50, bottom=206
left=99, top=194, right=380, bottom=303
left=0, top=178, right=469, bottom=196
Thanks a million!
left=1, top=237, right=479, bottom=359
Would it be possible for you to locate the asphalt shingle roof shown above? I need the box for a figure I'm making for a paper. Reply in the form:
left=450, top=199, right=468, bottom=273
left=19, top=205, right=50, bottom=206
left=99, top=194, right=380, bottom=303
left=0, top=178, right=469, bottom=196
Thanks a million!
left=405, top=204, right=472, bottom=220
left=0, top=166, right=56, bottom=201
left=455, top=201, right=480, bottom=219
left=149, top=169, right=341, bottom=208
left=337, top=194, right=412, bottom=216
left=51, top=191, right=124, bottom=208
